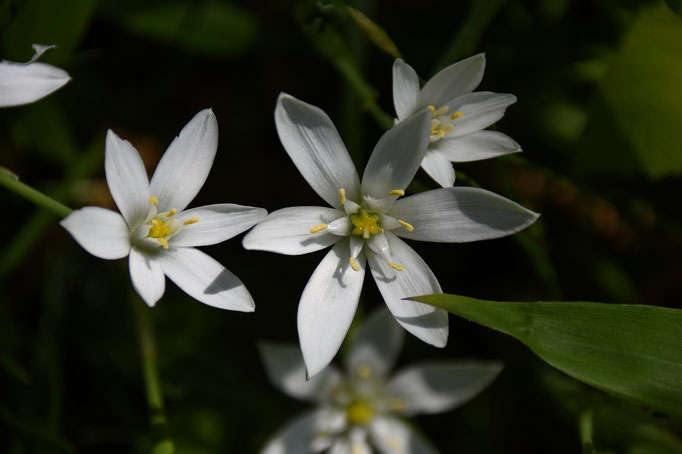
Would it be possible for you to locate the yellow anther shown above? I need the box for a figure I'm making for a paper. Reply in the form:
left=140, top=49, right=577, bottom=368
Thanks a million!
left=433, top=106, right=449, bottom=116
left=349, top=256, right=361, bottom=271
left=389, top=189, right=405, bottom=196
left=350, top=209, right=382, bottom=238
left=440, top=123, right=455, bottom=134
left=165, top=208, right=177, bottom=217
left=388, top=397, right=408, bottom=411
left=387, top=261, right=405, bottom=271
left=398, top=220, right=414, bottom=232
left=339, top=188, right=346, bottom=205
left=438, top=130, right=446, bottom=137
left=428, top=105, right=435, bottom=112
left=183, top=217, right=199, bottom=226
left=157, top=238, right=169, bottom=249
left=386, top=437, right=404, bottom=451
left=450, top=111, right=463, bottom=120
left=148, top=218, right=171, bottom=238
left=346, top=400, right=374, bottom=425
left=356, top=364, right=372, bottom=378
left=148, top=196, right=159, bottom=206
left=310, top=223, right=328, bottom=234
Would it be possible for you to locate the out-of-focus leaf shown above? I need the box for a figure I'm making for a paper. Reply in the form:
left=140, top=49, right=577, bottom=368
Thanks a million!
left=412, top=293, right=682, bottom=418
left=665, top=0, right=682, bottom=16
left=1, top=0, right=96, bottom=63
left=345, top=5, right=401, bottom=59
left=578, top=2, right=682, bottom=179
left=122, top=1, right=260, bottom=57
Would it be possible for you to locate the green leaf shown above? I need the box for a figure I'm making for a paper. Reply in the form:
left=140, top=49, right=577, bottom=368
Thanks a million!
left=122, top=1, right=260, bottom=57
left=412, top=293, right=682, bottom=418
left=665, top=0, right=682, bottom=17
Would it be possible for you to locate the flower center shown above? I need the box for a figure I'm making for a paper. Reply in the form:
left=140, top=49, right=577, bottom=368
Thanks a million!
left=350, top=209, right=382, bottom=239
left=346, top=399, right=374, bottom=425
left=142, top=197, right=198, bottom=249
left=428, top=104, right=463, bottom=141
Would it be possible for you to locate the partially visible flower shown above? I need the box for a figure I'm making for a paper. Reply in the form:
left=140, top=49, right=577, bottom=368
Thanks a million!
left=61, top=109, right=267, bottom=310
left=0, top=44, right=71, bottom=107
left=243, top=93, right=538, bottom=376
left=393, top=54, right=520, bottom=187
left=259, top=308, right=503, bottom=454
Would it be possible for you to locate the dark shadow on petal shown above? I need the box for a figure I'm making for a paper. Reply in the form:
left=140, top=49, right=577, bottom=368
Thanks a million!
left=204, top=269, right=241, bottom=295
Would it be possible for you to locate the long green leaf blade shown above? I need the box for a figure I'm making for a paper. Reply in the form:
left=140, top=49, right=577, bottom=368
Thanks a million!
left=412, top=294, right=682, bottom=417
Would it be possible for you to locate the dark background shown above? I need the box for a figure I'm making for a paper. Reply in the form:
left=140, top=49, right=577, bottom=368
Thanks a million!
left=1, top=0, right=681, bottom=452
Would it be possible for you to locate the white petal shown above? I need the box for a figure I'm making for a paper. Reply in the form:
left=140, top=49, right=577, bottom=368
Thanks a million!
left=420, top=151, right=455, bottom=187
left=258, top=342, right=343, bottom=403
left=345, top=307, right=404, bottom=378
left=433, top=130, right=521, bottom=162
left=361, top=109, right=431, bottom=199
left=367, top=232, right=448, bottom=348
left=60, top=207, right=130, bottom=260
left=417, top=53, right=485, bottom=109
left=157, top=247, right=254, bottom=311
left=0, top=61, right=70, bottom=107
left=447, top=92, right=516, bottom=138
left=242, top=206, right=343, bottom=255
left=149, top=109, right=218, bottom=212
left=104, top=130, right=151, bottom=228
left=260, top=409, right=333, bottom=454
left=392, top=59, right=420, bottom=121
left=369, top=416, right=438, bottom=454
left=298, top=240, right=366, bottom=377
left=275, top=93, right=361, bottom=208
left=329, top=435, right=372, bottom=454
left=388, top=360, right=503, bottom=415
left=169, top=204, right=267, bottom=247
left=366, top=232, right=391, bottom=260
left=129, top=247, right=165, bottom=307
left=389, top=187, right=539, bottom=243
left=327, top=216, right=352, bottom=236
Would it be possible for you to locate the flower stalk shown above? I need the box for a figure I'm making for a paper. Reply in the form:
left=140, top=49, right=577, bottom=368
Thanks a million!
left=0, top=167, right=72, bottom=218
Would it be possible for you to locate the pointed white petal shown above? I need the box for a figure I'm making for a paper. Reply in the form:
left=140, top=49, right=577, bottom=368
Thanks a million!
left=60, top=207, right=130, bottom=260
left=361, top=109, right=431, bottom=199
left=275, top=93, right=361, bottom=208
left=298, top=240, right=366, bottom=377
left=242, top=206, right=344, bottom=255
left=434, top=130, right=521, bottom=162
left=0, top=61, right=70, bottom=107
left=447, top=92, right=516, bottom=137
left=261, top=409, right=334, bottom=454
left=129, top=247, right=165, bottom=307
left=157, top=247, right=254, bottom=311
left=258, top=342, right=343, bottom=402
left=345, top=307, right=404, bottom=378
left=388, top=360, right=503, bottom=415
left=369, top=416, right=438, bottom=454
left=392, top=59, right=420, bottom=121
left=149, top=109, right=218, bottom=212
left=418, top=53, right=485, bottom=108
left=367, top=232, right=448, bottom=347
left=169, top=204, right=267, bottom=247
left=421, top=151, right=456, bottom=187
left=389, top=187, right=539, bottom=243
left=104, top=130, right=151, bottom=228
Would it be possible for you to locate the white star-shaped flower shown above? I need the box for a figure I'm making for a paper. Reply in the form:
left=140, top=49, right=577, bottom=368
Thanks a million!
left=259, top=308, right=503, bottom=454
left=393, top=54, right=521, bottom=187
left=0, top=44, right=71, bottom=107
left=243, top=93, right=538, bottom=376
left=61, top=109, right=267, bottom=310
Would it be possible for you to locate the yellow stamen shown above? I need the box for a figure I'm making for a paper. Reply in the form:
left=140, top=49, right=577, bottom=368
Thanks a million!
left=386, top=437, right=404, bottom=451
left=349, top=256, right=361, bottom=271
left=356, top=364, right=372, bottom=378
left=350, top=209, right=381, bottom=238
left=427, top=105, right=435, bottom=113
left=387, top=261, right=405, bottom=271
left=148, top=196, right=159, bottom=206
left=450, top=111, right=463, bottom=120
left=157, top=238, right=169, bottom=249
left=165, top=208, right=177, bottom=217
left=388, top=397, right=408, bottom=411
left=346, top=400, right=374, bottom=425
left=389, top=189, right=405, bottom=196
left=183, top=217, right=199, bottom=226
left=339, top=188, right=346, bottom=205
left=398, top=220, right=414, bottom=232
left=310, top=223, right=328, bottom=234
left=433, top=106, right=449, bottom=116
left=440, top=123, right=455, bottom=134
left=148, top=218, right=171, bottom=238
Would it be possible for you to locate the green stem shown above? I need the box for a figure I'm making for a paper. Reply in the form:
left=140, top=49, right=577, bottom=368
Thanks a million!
left=0, top=167, right=72, bottom=218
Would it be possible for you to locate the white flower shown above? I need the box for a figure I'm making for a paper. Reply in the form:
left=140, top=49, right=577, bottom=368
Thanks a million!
left=61, top=109, right=267, bottom=310
left=259, top=308, right=503, bottom=454
left=0, top=44, right=71, bottom=107
left=393, top=54, right=521, bottom=187
left=243, top=93, right=538, bottom=376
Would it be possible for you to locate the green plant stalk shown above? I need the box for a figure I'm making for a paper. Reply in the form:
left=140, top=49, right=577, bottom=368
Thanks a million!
left=579, top=410, right=594, bottom=454
left=0, top=167, right=72, bottom=218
